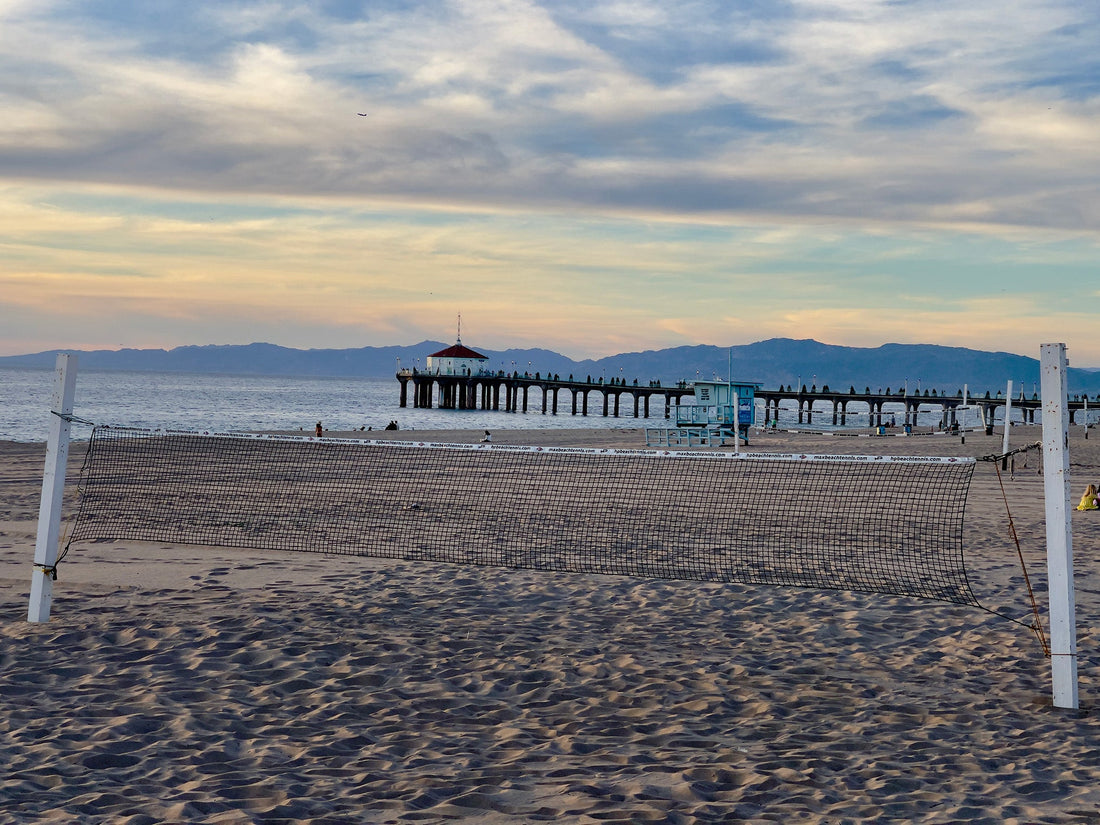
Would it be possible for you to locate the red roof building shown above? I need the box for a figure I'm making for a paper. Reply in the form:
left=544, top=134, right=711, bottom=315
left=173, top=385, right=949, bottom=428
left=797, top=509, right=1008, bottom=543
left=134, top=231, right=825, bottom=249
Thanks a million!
left=426, top=341, right=489, bottom=375
left=428, top=343, right=488, bottom=360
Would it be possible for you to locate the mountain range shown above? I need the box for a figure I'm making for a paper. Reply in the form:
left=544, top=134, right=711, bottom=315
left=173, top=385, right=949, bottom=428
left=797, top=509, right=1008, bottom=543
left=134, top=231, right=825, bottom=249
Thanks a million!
left=1, top=338, right=1095, bottom=395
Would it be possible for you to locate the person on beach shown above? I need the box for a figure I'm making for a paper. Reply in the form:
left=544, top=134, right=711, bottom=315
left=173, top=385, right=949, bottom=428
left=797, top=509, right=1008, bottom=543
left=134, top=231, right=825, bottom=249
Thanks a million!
left=315, top=421, right=323, bottom=437
left=1076, top=483, right=1099, bottom=511
left=481, top=430, right=491, bottom=442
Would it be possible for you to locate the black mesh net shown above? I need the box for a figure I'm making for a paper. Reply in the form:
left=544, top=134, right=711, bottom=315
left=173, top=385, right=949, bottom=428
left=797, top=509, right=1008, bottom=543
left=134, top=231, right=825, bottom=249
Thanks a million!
left=69, top=428, right=978, bottom=605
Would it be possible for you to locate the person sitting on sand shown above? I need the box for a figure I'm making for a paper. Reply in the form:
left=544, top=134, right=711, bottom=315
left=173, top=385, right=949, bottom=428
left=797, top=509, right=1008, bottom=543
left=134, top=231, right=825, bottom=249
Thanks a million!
left=1077, top=483, right=1099, bottom=511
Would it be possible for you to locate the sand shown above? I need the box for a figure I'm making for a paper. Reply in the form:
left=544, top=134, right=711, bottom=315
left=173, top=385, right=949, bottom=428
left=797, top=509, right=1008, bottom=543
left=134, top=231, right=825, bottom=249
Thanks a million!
left=1, top=426, right=1099, bottom=824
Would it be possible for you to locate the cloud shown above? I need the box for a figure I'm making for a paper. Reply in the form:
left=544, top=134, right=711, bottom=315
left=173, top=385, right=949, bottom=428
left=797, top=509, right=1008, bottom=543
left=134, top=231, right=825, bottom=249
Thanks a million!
left=1, top=1, right=1098, bottom=361
left=3, top=178, right=1097, bottom=358
left=0, top=0, right=1094, bottom=229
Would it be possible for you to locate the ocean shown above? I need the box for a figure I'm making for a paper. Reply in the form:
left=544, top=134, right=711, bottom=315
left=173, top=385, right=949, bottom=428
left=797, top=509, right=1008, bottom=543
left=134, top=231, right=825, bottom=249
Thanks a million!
left=0, top=367, right=681, bottom=443
left=1, top=366, right=1002, bottom=443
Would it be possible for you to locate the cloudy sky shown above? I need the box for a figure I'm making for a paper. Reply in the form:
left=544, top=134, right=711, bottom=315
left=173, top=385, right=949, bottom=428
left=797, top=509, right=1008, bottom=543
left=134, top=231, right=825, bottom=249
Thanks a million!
left=1, top=0, right=1097, bottom=361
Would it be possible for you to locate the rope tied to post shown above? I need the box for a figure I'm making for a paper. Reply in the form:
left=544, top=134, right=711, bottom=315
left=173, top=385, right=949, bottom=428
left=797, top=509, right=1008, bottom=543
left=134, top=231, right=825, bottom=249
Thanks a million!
left=50, top=411, right=96, bottom=426
left=977, top=441, right=1050, bottom=656
left=977, top=441, right=1042, bottom=464
left=32, top=432, right=91, bottom=586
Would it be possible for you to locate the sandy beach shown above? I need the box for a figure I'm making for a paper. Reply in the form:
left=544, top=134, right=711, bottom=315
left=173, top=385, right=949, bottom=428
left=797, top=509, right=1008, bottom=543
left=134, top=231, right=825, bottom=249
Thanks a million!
left=2, top=425, right=1099, bottom=823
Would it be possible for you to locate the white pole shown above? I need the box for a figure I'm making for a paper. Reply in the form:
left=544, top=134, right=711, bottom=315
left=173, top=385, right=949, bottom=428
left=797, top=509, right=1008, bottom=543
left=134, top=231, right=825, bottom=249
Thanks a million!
left=959, top=383, right=970, bottom=443
left=1040, top=343, right=1078, bottom=709
left=28, top=353, right=78, bottom=623
left=728, top=349, right=735, bottom=449
left=1002, top=379, right=1013, bottom=469
left=733, top=390, right=740, bottom=454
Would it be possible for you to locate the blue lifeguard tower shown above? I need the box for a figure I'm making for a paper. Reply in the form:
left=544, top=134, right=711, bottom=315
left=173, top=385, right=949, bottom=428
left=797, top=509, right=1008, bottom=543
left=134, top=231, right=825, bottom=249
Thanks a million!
left=646, top=379, right=760, bottom=447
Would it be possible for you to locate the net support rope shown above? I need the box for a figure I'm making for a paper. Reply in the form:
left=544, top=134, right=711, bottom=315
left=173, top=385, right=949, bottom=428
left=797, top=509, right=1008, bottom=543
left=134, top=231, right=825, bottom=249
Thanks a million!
left=978, top=441, right=1052, bottom=651
left=63, top=427, right=982, bottom=607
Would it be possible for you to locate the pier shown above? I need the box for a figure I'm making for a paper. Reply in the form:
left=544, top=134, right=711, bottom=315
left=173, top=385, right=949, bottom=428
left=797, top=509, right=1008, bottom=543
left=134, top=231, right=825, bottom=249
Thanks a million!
left=755, top=386, right=1036, bottom=430
left=397, top=370, right=1099, bottom=428
left=397, top=370, right=691, bottom=418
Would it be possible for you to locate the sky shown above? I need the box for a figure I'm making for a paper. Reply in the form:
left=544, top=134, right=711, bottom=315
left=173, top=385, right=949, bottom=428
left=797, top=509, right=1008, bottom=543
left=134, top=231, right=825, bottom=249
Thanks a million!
left=1, top=0, right=1098, bottom=363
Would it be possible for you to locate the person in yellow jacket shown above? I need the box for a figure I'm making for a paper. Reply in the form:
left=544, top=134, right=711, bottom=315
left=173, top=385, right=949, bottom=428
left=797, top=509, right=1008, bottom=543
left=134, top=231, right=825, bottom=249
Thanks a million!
left=1077, top=483, right=1099, bottom=511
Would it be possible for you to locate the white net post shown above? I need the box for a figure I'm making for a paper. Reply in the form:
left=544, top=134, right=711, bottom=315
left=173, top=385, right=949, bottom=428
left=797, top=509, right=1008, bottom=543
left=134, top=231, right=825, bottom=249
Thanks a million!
left=28, top=353, right=77, bottom=623
left=733, top=390, right=740, bottom=454
left=1040, top=343, right=1078, bottom=709
left=1002, top=380, right=1013, bottom=470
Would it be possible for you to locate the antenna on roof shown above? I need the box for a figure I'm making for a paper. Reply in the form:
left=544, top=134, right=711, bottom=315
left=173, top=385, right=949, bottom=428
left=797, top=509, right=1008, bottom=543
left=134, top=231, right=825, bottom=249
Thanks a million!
left=457, top=313, right=462, bottom=345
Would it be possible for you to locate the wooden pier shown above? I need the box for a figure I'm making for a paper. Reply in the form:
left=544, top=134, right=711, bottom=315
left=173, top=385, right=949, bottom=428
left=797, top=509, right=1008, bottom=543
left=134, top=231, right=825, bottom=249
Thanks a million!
left=755, top=386, right=1039, bottom=430
left=752, top=385, right=1098, bottom=430
left=397, top=370, right=691, bottom=418
left=397, top=370, right=1099, bottom=428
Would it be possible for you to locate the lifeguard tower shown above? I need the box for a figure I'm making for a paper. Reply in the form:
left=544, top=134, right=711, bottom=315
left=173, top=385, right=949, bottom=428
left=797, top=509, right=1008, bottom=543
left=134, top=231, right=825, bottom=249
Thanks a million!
left=646, top=379, right=760, bottom=447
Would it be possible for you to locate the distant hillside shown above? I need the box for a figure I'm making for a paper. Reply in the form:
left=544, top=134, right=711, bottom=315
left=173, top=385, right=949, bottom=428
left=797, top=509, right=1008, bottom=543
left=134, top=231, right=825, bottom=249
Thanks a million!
left=2, top=338, right=1095, bottom=395
left=0, top=342, right=441, bottom=377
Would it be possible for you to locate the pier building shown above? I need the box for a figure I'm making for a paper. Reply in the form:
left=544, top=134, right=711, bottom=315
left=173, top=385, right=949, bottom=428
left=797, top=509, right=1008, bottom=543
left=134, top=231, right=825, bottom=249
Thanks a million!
left=425, top=342, right=489, bottom=376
